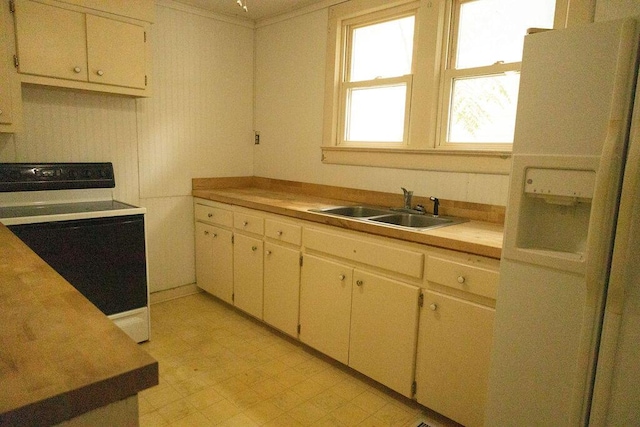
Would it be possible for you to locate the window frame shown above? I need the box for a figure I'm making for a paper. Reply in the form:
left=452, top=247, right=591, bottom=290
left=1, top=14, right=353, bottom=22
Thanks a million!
left=322, top=0, right=590, bottom=174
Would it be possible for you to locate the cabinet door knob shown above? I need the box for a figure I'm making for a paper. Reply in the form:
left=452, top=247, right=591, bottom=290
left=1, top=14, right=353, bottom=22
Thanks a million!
left=430, top=303, right=438, bottom=311
left=339, top=274, right=346, bottom=281
left=96, top=69, right=104, bottom=76
left=207, top=213, right=213, bottom=218
left=356, top=280, right=363, bottom=287
left=266, top=250, right=272, bottom=255
left=251, top=246, right=258, bottom=251
left=243, top=221, right=249, bottom=227
left=73, top=66, right=82, bottom=73
left=212, top=233, right=217, bottom=238
left=277, top=230, right=283, bottom=236
left=457, top=276, right=465, bottom=284
left=204, top=230, right=209, bottom=235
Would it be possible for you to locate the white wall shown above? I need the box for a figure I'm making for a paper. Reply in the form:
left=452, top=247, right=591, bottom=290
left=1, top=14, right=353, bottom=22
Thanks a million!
left=0, top=1, right=254, bottom=293
left=254, top=8, right=510, bottom=206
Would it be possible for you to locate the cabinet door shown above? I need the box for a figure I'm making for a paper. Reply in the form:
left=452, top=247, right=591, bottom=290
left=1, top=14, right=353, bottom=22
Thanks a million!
left=299, top=254, right=352, bottom=365
left=415, top=290, right=495, bottom=427
left=86, top=14, right=146, bottom=89
left=263, top=243, right=300, bottom=337
left=349, top=270, right=420, bottom=397
left=233, top=233, right=263, bottom=319
left=195, top=222, right=233, bottom=304
left=0, top=1, right=14, bottom=126
left=13, top=0, right=87, bottom=81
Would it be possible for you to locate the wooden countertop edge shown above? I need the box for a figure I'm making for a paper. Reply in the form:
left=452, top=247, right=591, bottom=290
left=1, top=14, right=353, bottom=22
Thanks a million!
left=192, top=189, right=503, bottom=259
left=0, top=225, right=159, bottom=426
left=0, top=362, right=158, bottom=427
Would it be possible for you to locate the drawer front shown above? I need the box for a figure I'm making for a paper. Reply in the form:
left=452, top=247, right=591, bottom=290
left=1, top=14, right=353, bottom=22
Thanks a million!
left=304, top=228, right=424, bottom=279
left=265, top=219, right=302, bottom=246
left=234, top=212, right=264, bottom=235
left=195, top=203, right=233, bottom=227
left=426, top=255, right=499, bottom=300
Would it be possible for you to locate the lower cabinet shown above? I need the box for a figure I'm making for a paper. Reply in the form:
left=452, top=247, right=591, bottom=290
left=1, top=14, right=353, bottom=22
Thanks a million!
left=299, top=253, right=420, bottom=397
left=195, top=222, right=233, bottom=304
left=232, top=233, right=263, bottom=319
left=350, top=270, right=420, bottom=398
left=263, top=242, right=300, bottom=338
left=299, top=254, right=352, bottom=365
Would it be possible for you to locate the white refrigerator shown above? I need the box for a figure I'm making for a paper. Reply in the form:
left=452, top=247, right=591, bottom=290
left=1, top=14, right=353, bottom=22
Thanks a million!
left=485, top=18, right=640, bottom=426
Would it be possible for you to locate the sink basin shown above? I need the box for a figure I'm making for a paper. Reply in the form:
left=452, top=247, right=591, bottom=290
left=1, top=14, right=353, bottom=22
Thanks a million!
left=311, top=206, right=393, bottom=218
left=370, top=213, right=463, bottom=229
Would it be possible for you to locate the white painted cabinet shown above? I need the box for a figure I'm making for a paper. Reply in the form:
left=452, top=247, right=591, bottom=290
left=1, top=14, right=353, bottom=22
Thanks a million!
left=415, top=251, right=500, bottom=427
left=264, top=242, right=300, bottom=337
left=299, top=254, right=353, bottom=365
left=233, top=233, right=263, bottom=319
left=0, top=0, right=21, bottom=133
left=194, top=201, right=233, bottom=304
left=13, top=0, right=149, bottom=96
left=350, top=270, right=420, bottom=398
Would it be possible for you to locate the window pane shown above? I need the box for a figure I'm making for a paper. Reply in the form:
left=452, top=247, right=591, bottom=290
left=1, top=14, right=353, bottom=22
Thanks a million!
left=448, top=73, right=520, bottom=143
left=350, top=16, right=415, bottom=82
left=456, top=0, right=555, bottom=68
left=345, top=85, right=406, bottom=142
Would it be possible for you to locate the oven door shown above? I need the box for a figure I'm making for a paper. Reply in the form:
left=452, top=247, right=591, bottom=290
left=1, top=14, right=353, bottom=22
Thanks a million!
left=9, top=215, right=148, bottom=316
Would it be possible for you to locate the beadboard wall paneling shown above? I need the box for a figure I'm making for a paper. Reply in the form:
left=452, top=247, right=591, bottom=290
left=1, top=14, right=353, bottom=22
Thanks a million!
left=3, top=85, right=141, bottom=206
left=254, top=7, right=511, bottom=206
left=140, top=196, right=195, bottom=293
left=136, top=3, right=254, bottom=200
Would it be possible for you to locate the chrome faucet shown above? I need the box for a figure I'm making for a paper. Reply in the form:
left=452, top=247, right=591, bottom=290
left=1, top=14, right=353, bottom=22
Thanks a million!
left=430, top=196, right=440, bottom=217
left=401, top=187, right=413, bottom=210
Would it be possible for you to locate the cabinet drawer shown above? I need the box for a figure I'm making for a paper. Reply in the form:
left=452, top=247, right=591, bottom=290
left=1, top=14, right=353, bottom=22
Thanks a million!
left=234, top=212, right=264, bottom=235
left=304, top=228, right=424, bottom=279
left=265, top=219, right=301, bottom=246
left=195, top=203, right=233, bottom=227
left=426, top=255, right=499, bottom=300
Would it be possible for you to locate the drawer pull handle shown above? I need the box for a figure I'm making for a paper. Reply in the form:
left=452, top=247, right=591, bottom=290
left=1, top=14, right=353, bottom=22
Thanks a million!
left=457, top=276, right=465, bottom=284
left=251, top=246, right=258, bottom=251
left=97, top=69, right=104, bottom=76
left=430, top=303, right=438, bottom=311
left=208, top=213, right=213, bottom=218
left=339, top=274, right=346, bottom=281
left=356, top=280, right=363, bottom=287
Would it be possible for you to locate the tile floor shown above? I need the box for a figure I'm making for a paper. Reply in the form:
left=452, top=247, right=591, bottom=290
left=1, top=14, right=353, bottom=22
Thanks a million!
left=139, top=292, right=459, bottom=427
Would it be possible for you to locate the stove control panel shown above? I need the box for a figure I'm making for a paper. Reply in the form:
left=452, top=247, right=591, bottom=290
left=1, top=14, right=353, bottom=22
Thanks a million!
left=0, top=163, right=115, bottom=192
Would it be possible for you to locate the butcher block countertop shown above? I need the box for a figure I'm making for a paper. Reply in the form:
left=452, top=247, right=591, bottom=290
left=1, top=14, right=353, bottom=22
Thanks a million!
left=0, top=225, right=158, bottom=426
left=192, top=177, right=504, bottom=259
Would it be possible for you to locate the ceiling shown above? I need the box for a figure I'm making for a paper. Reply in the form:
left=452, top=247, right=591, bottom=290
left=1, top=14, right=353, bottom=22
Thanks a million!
left=172, top=0, right=329, bottom=21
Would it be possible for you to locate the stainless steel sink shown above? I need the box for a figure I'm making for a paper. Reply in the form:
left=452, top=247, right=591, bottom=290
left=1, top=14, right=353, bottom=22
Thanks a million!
left=309, top=206, right=467, bottom=230
left=310, top=206, right=393, bottom=218
left=370, top=213, right=457, bottom=229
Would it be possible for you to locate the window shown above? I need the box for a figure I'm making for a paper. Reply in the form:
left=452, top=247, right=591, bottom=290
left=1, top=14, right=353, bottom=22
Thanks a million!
left=440, top=0, right=556, bottom=148
left=340, top=8, right=416, bottom=146
left=323, top=0, right=586, bottom=172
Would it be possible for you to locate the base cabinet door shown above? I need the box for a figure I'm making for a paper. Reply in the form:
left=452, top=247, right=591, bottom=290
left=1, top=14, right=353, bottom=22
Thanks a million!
left=195, top=222, right=233, bottom=304
left=349, top=270, right=420, bottom=397
left=233, top=233, right=263, bottom=319
left=299, top=254, right=352, bottom=365
left=415, top=290, right=495, bottom=427
left=263, top=242, right=300, bottom=337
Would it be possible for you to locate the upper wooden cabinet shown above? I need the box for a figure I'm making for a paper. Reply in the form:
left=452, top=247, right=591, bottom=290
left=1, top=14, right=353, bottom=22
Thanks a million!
left=12, top=0, right=151, bottom=97
left=0, top=0, right=22, bottom=133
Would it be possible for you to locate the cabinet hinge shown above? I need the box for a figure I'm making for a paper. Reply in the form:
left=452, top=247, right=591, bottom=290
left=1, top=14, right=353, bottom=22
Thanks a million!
left=297, top=324, right=301, bottom=335
left=144, top=31, right=147, bottom=43
left=299, top=255, right=303, bottom=267
left=13, top=54, right=18, bottom=68
left=9, top=0, right=15, bottom=13
left=418, top=292, right=424, bottom=308
left=231, top=234, right=234, bottom=244
left=231, top=292, right=235, bottom=302
left=145, top=75, right=147, bottom=86
left=411, top=381, right=417, bottom=396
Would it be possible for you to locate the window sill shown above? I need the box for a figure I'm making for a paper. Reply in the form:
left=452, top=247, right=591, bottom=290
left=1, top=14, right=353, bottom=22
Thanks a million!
left=321, top=146, right=512, bottom=174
